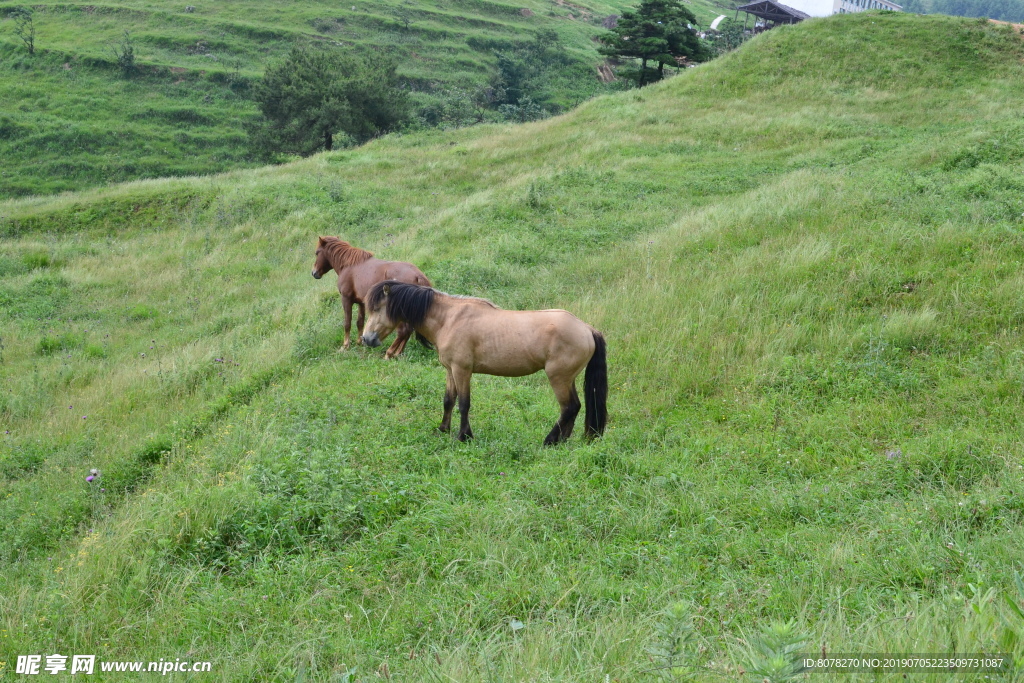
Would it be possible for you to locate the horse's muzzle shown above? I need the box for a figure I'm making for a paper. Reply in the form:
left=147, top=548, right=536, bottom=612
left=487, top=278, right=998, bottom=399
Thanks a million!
left=311, top=270, right=322, bottom=279
left=362, top=333, right=381, bottom=348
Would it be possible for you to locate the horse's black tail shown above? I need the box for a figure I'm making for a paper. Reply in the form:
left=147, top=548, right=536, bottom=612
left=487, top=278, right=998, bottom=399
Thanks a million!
left=584, top=331, right=607, bottom=438
left=416, top=331, right=433, bottom=349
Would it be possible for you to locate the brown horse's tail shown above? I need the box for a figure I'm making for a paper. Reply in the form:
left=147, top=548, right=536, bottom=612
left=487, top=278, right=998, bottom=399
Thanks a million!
left=584, top=331, right=607, bottom=438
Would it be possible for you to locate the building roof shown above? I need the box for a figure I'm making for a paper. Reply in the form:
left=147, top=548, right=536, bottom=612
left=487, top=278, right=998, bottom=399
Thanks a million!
left=736, top=0, right=810, bottom=22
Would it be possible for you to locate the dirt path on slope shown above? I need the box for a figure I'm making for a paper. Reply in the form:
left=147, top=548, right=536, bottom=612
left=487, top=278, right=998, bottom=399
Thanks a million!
left=989, top=19, right=1024, bottom=32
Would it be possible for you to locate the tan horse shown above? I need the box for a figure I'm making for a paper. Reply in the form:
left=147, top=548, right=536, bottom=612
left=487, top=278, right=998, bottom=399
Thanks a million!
left=311, top=237, right=431, bottom=359
left=360, top=281, right=607, bottom=445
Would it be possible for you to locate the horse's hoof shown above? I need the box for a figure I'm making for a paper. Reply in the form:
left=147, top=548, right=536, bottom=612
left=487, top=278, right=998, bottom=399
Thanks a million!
left=438, top=425, right=450, bottom=434
left=543, top=427, right=565, bottom=446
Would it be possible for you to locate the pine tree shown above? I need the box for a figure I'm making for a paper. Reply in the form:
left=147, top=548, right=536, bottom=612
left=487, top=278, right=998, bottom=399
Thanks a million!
left=599, top=0, right=708, bottom=86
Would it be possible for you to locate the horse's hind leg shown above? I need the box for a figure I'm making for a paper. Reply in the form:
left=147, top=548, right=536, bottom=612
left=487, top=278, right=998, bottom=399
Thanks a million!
left=543, top=376, right=581, bottom=446
left=453, top=366, right=474, bottom=442
left=438, top=367, right=456, bottom=433
left=385, top=322, right=412, bottom=360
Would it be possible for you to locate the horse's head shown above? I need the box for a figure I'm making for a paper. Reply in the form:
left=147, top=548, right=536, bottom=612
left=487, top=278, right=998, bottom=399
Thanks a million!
left=361, top=282, right=398, bottom=347
left=363, top=281, right=435, bottom=349
left=311, top=236, right=332, bottom=280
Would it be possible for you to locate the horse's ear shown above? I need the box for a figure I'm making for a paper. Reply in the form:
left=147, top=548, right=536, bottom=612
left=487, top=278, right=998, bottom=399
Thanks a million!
left=317, top=236, right=326, bottom=246
left=383, top=284, right=391, bottom=296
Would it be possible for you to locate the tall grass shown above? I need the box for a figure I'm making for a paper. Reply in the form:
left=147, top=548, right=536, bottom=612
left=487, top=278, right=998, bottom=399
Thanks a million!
left=2, top=12, right=1024, bottom=680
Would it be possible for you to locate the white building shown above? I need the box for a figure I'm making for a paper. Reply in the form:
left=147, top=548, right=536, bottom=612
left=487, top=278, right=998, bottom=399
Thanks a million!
left=833, top=0, right=902, bottom=13
left=758, top=0, right=901, bottom=18
left=734, top=0, right=900, bottom=30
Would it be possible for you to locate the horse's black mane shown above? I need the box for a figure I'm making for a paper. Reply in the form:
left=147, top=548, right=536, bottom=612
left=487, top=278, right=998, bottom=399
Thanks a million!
left=367, top=280, right=435, bottom=326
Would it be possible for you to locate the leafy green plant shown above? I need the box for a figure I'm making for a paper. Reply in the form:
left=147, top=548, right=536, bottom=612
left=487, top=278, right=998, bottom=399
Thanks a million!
left=738, top=620, right=810, bottom=682
left=110, top=30, right=137, bottom=78
left=998, top=572, right=1024, bottom=666
left=646, top=602, right=701, bottom=679
left=36, top=332, right=84, bottom=356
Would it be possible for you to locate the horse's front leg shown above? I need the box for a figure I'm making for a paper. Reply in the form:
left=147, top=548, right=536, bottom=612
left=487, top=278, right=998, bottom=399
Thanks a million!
left=385, top=322, right=411, bottom=360
left=454, top=367, right=473, bottom=442
left=438, top=367, right=456, bottom=433
left=340, top=295, right=354, bottom=351
left=355, top=302, right=366, bottom=346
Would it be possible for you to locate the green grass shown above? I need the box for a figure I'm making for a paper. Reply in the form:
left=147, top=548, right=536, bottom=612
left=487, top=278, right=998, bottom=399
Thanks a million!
left=3, top=11, right=1024, bottom=680
left=0, top=0, right=730, bottom=199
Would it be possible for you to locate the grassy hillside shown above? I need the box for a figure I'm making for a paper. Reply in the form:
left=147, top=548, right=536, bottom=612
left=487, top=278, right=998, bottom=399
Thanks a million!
left=0, top=0, right=728, bottom=200
left=903, top=0, right=1024, bottom=23
left=4, top=11, right=1024, bottom=680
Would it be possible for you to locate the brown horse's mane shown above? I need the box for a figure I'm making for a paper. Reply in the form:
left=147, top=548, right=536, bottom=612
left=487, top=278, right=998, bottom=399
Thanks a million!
left=320, top=236, right=374, bottom=268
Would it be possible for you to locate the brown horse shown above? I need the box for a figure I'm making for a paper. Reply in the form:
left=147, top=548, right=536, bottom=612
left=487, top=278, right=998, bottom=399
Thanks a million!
left=361, top=281, right=607, bottom=445
left=311, top=237, right=431, bottom=359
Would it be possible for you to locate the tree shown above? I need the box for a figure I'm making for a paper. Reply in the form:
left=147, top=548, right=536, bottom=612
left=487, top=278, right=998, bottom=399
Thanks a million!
left=392, top=6, right=413, bottom=31
left=598, top=0, right=708, bottom=87
left=109, top=31, right=137, bottom=78
left=708, top=17, right=750, bottom=56
left=417, top=86, right=489, bottom=129
left=248, top=46, right=409, bottom=157
left=488, top=30, right=567, bottom=121
left=11, top=6, right=35, bottom=56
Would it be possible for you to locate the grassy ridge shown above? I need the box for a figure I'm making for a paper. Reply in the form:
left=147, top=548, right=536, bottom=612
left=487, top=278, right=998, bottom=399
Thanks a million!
left=0, top=0, right=728, bottom=199
left=3, top=12, right=1024, bottom=680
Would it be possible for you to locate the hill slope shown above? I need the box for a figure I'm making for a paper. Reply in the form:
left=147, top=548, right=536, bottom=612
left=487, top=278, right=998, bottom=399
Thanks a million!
left=0, top=0, right=727, bottom=200
left=4, top=12, right=1024, bottom=680
left=904, top=0, right=1024, bottom=23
